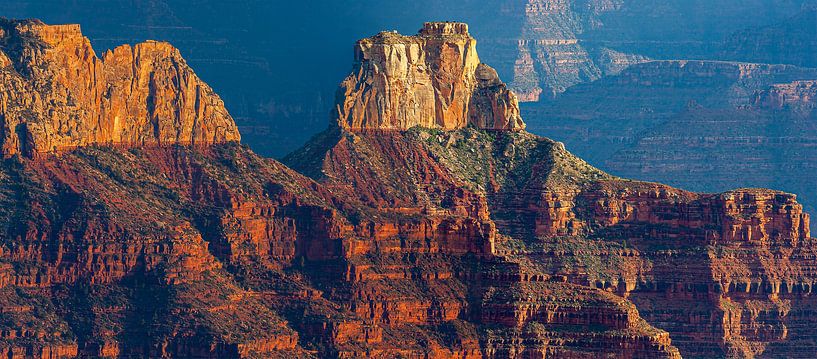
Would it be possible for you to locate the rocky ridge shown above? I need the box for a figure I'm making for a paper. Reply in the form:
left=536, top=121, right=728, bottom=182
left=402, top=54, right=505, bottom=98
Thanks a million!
left=0, top=19, right=240, bottom=158
left=721, top=9, right=817, bottom=69
left=524, top=59, right=817, bottom=224
left=1, top=19, right=817, bottom=359
left=289, top=23, right=817, bottom=358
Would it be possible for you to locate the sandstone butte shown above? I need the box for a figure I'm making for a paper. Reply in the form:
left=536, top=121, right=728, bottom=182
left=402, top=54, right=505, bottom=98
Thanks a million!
left=0, top=19, right=816, bottom=359
left=335, top=22, right=526, bottom=132
left=0, top=19, right=240, bottom=157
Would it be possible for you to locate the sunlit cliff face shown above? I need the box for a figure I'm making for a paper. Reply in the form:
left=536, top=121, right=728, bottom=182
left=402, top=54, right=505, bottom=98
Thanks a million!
left=0, top=19, right=240, bottom=157
left=334, top=22, right=525, bottom=132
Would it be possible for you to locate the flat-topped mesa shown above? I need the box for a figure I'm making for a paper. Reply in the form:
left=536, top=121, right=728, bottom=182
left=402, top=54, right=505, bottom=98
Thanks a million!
left=0, top=19, right=240, bottom=157
left=334, top=22, right=526, bottom=132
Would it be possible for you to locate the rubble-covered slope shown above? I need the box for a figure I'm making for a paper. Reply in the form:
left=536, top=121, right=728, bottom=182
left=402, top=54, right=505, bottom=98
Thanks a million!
left=2, top=19, right=817, bottom=359
left=287, top=22, right=817, bottom=358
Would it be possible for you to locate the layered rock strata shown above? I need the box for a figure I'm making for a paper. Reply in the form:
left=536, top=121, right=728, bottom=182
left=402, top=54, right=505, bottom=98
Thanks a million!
left=756, top=80, right=817, bottom=112
left=288, top=23, right=817, bottom=358
left=288, top=124, right=817, bottom=357
left=523, top=59, right=817, bottom=226
left=2, top=19, right=817, bottom=359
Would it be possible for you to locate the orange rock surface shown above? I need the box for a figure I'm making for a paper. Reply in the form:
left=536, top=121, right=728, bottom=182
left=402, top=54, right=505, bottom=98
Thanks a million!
left=335, top=22, right=526, bottom=132
left=0, top=19, right=240, bottom=158
left=1, top=19, right=817, bottom=359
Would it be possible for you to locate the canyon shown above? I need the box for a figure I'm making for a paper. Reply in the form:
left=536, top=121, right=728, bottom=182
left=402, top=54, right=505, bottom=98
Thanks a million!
left=1, top=19, right=817, bottom=359
left=1, top=0, right=812, bottom=156
left=523, top=58, right=817, bottom=222
left=5, top=2, right=814, bottom=225
left=469, top=0, right=816, bottom=102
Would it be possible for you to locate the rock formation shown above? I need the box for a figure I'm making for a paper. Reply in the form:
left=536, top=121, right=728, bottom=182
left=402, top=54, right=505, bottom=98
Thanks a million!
left=286, top=121, right=817, bottom=357
left=524, top=59, right=817, bottom=223
left=2, top=18, right=817, bottom=359
left=0, top=0, right=810, bottom=161
left=756, top=80, right=817, bottom=111
left=722, top=9, right=817, bottom=68
left=288, top=24, right=817, bottom=358
left=0, top=19, right=240, bottom=158
left=335, top=22, right=525, bottom=132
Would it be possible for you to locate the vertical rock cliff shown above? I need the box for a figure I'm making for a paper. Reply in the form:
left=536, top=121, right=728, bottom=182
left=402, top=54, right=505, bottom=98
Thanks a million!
left=335, top=22, right=525, bottom=132
left=289, top=22, right=817, bottom=359
left=2, top=18, right=817, bottom=359
left=0, top=19, right=240, bottom=157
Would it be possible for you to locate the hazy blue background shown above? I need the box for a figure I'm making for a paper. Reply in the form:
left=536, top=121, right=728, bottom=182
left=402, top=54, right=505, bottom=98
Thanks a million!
left=5, top=0, right=817, bottom=223
left=1, top=0, right=814, bottom=158
left=1, top=1, right=506, bottom=156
